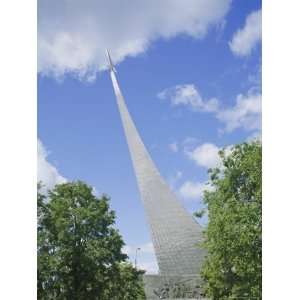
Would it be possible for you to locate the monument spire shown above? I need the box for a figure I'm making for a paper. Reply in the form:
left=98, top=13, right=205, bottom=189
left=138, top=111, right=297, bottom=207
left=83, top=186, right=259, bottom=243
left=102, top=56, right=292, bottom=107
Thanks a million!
left=106, top=50, right=204, bottom=276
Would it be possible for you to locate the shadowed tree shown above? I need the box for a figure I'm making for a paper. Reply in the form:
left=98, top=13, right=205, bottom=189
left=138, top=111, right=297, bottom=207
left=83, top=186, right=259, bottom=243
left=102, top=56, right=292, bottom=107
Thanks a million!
left=37, top=181, right=145, bottom=300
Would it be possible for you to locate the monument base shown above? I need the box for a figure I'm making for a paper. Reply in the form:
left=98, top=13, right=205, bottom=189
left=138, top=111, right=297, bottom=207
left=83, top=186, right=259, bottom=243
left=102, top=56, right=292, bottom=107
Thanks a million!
left=143, top=274, right=206, bottom=299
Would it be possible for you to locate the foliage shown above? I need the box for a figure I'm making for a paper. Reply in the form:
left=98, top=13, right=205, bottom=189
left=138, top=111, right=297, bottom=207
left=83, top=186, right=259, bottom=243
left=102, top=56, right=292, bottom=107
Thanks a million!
left=200, top=142, right=262, bottom=300
left=37, top=181, right=145, bottom=300
left=112, top=262, right=146, bottom=299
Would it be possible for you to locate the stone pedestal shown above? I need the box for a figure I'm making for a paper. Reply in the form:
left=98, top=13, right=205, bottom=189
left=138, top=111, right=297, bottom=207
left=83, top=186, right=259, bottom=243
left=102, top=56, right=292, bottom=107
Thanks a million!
left=143, top=274, right=206, bottom=299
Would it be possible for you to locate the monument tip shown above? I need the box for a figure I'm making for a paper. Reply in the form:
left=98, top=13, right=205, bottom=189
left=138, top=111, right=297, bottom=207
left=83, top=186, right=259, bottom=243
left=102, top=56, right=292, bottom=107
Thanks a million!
left=106, top=49, right=117, bottom=73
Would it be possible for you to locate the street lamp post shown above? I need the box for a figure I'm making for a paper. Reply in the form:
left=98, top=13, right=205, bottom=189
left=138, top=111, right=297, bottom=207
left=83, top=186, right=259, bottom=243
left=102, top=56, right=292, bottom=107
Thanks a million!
left=134, top=247, right=141, bottom=269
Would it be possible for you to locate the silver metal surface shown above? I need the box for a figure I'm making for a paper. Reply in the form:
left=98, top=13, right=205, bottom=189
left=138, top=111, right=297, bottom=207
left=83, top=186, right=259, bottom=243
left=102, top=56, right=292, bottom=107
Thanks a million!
left=108, top=60, right=205, bottom=275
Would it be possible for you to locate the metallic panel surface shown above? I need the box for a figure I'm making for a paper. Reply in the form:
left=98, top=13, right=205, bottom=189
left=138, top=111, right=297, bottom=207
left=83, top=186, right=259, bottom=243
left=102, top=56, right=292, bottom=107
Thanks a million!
left=109, top=70, right=205, bottom=275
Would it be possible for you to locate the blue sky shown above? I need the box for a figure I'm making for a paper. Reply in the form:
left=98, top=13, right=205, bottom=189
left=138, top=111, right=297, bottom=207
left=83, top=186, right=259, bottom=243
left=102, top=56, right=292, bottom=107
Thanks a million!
left=38, top=0, right=261, bottom=273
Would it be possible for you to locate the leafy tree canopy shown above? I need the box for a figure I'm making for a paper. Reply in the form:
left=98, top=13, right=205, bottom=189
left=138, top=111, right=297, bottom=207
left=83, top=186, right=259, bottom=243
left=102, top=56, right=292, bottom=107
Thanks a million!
left=200, top=141, right=262, bottom=300
left=38, top=181, right=145, bottom=300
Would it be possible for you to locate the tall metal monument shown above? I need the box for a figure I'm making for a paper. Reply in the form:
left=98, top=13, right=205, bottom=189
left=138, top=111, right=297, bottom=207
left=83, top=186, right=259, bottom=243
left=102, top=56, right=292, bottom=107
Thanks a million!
left=106, top=50, right=205, bottom=278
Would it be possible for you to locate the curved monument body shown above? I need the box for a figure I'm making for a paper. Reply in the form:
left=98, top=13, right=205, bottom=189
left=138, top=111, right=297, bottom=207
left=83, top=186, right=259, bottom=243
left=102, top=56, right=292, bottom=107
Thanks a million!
left=108, top=52, right=205, bottom=276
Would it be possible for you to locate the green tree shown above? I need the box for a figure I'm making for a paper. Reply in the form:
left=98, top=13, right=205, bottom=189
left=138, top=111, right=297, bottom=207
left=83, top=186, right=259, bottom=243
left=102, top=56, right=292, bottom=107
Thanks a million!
left=200, top=142, right=262, bottom=299
left=111, top=262, right=146, bottom=299
left=37, top=181, right=145, bottom=300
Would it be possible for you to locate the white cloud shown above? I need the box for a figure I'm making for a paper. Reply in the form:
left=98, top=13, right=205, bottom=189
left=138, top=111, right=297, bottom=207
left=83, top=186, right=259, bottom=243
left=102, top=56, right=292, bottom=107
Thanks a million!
left=38, top=139, right=66, bottom=193
left=186, top=143, right=221, bottom=169
left=179, top=181, right=214, bottom=200
left=158, top=84, right=219, bottom=113
left=169, top=142, right=179, bottom=153
left=38, top=0, right=232, bottom=79
left=229, top=9, right=261, bottom=57
left=216, top=91, right=261, bottom=133
left=159, top=83, right=261, bottom=134
left=185, top=142, right=234, bottom=170
left=179, top=142, right=234, bottom=200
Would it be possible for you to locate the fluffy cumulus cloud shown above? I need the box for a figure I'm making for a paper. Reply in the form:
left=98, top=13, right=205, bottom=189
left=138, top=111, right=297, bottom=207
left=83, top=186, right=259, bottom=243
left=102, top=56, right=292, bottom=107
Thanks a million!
left=158, top=84, right=219, bottom=113
left=38, top=139, right=66, bottom=193
left=179, top=142, right=233, bottom=200
left=159, top=84, right=261, bottom=134
left=216, top=91, right=261, bottom=133
left=179, top=180, right=214, bottom=200
left=186, top=143, right=221, bottom=169
left=229, top=9, right=262, bottom=57
left=38, top=0, right=232, bottom=79
left=185, top=142, right=233, bottom=170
